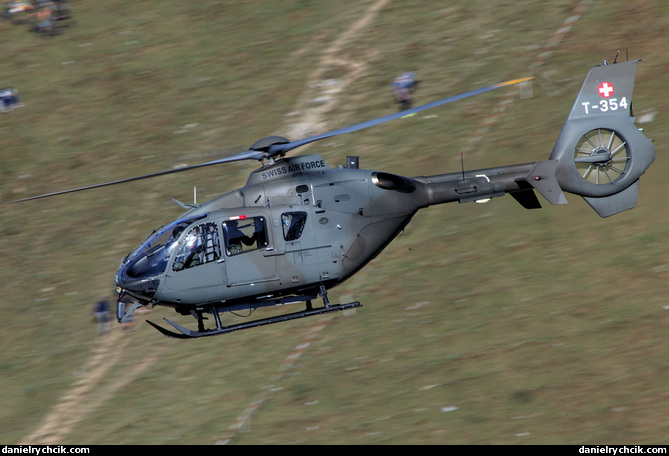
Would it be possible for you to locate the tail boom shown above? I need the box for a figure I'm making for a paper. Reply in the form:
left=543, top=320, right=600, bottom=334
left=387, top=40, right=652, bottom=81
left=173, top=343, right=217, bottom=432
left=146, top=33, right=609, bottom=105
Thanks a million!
left=415, top=58, right=654, bottom=217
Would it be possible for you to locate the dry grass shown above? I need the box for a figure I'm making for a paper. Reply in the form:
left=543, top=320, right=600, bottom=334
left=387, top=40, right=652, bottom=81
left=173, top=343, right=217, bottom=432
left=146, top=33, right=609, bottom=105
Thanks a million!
left=1, top=0, right=668, bottom=445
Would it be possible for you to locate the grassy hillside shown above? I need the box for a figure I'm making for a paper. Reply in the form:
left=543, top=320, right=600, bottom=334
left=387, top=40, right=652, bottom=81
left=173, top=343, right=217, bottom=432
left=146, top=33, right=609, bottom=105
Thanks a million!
left=1, top=0, right=668, bottom=445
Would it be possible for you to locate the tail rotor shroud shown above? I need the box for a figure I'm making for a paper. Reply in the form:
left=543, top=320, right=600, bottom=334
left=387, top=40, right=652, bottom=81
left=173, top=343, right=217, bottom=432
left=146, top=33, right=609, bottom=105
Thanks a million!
left=574, top=128, right=630, bottom=185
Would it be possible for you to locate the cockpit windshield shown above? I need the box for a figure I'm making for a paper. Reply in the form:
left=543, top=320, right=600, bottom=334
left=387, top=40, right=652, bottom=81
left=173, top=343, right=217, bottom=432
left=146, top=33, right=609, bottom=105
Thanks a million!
left=123, top=215, right=205, bottom=279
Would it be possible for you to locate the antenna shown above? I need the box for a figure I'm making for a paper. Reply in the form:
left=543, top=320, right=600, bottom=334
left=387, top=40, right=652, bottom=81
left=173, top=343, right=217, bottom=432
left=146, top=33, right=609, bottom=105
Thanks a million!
left=194, top=187, right=197, bottom=205
left=460, top=153, right=466, bottom=181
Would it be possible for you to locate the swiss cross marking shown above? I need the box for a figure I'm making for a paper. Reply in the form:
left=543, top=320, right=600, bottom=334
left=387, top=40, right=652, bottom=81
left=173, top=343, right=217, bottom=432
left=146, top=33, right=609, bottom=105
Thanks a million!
left=598, top=82, right=614, bottom=98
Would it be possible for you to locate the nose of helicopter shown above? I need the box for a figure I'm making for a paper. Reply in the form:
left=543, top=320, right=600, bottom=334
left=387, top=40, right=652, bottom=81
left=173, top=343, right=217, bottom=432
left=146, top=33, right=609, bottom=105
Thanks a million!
left=115, top=216, right=198, bottom=300
left=115, top=257, right=161, bottom=299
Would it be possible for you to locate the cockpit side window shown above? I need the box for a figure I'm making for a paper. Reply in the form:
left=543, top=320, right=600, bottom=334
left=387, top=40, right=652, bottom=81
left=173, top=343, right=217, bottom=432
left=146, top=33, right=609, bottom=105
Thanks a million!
left=281, top=212, right=307, bottom=241
left=222, top=216, right=269, bottom=256
left=172, top=222, right=221, bottom=271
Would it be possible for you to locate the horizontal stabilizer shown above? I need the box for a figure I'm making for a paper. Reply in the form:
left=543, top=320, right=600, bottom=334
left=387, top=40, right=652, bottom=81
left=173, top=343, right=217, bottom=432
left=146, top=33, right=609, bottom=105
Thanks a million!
left=527, top=160, right=568, bottom=205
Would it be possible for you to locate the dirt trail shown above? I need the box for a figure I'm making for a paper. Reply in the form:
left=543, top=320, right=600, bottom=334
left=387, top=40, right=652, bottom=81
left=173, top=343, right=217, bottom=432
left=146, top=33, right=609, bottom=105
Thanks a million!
left=283, top=0, right=392, bottom=140
left=20, top=327, right=165, bottom=444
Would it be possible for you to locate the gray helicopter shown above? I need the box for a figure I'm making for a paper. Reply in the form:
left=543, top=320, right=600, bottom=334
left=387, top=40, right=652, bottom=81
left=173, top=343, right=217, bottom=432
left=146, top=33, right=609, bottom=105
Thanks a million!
left=11, top=58, right=655, bottom=338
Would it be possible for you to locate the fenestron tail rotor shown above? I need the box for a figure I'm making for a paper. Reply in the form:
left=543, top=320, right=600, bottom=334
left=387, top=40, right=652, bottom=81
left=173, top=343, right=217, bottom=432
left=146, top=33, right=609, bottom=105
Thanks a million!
left=7, top=77, right=531, bottom=204
left=574, top=128, right=630, bottom=185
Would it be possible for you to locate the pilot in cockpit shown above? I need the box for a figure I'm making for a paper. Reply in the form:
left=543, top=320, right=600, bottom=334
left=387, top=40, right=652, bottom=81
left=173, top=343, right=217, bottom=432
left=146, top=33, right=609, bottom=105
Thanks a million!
left=225, top=220, right=258, bottom=255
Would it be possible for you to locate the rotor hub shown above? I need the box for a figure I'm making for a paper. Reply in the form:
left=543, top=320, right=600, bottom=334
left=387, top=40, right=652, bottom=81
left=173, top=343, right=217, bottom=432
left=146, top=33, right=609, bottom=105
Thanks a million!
left=589, top=147, right=613, bottom=167
left=250, top=136, right=291, bottom=152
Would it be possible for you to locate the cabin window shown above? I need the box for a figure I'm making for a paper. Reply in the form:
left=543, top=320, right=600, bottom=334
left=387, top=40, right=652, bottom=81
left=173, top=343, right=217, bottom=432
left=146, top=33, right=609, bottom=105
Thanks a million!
left=222, top=216, right=269, bottom=256
left=172, top=222, right=221, bottom=271
left=281, top=212, right=307, bottom=241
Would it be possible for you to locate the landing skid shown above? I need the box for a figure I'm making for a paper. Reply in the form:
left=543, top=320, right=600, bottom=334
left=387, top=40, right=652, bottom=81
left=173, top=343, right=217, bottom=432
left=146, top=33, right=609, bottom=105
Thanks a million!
left=147, top=302, right=361, bottom=339
left=146, top=286, right=361, bottom=339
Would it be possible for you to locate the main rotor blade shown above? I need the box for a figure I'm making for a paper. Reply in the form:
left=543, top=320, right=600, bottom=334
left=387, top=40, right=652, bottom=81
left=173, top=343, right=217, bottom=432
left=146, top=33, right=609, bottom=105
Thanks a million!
left=7, top=77, right=530, bottom=204
left=7, top=149, right=265, bottom=203
left=268, top=77, right=533, bottom=156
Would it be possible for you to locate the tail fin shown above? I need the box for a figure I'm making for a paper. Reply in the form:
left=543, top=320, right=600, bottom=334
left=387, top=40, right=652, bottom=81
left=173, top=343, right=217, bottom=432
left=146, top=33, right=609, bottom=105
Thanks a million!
left=549, top=58, right=655, bottom=217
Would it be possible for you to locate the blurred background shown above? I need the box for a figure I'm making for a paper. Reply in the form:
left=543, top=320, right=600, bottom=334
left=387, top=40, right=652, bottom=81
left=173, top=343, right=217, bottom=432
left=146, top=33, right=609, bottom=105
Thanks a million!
left=1, top=0, right=667, bottom=444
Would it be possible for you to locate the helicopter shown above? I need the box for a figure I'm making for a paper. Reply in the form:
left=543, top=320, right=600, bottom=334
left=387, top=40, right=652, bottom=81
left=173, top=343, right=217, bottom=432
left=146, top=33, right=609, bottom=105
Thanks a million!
left=9, top=57, right=655, bottom=339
